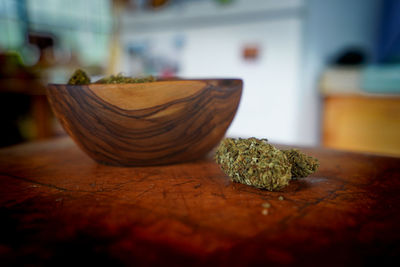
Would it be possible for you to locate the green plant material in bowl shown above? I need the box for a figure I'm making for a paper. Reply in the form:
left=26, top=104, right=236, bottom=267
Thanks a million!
left=67, top=69, right=156, bottom=85
left=95, top=73, right=156, bottom=84
left=68, top=69, right=91, bottom=85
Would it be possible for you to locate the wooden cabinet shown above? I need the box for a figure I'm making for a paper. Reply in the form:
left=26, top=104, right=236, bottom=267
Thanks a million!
left=322, top=95, right=400, bottom=157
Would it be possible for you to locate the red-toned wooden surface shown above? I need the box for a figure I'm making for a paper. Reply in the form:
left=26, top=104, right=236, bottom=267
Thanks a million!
left=0, top=137, right=399, bottom=266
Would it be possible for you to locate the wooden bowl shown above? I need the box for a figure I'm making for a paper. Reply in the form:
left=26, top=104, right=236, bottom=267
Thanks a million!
left=47, top=79, right=242, bottom=166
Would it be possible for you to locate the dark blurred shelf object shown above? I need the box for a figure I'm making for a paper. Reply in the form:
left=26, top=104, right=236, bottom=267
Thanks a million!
left=0, top=50, right=66, bottom=147
left=0, top=78, right=46, bottom=95
left=0, top=78, right=60, bottom=144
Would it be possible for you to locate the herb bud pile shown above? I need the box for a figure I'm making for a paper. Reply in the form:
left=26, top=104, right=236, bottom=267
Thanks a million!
left=95, top=73, right=156, bottom=84
left=67, top=69, right=91, bottom=85
left=67, top=69, right=156, bottom=85
left=215, top=138, right=319, bottom=191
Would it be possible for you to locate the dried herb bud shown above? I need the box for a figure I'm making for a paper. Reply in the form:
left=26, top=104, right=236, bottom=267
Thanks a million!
left=282, top=149, right=319, bottom=178
left=215, top=138, right=292, bottom=191
left=215, top=138, right=320, bottom=191
left=95, top=73, right=156, bottom=84
left=262, top=202, right=271, bottom=208
left=67, top=69, right=91, bottom=85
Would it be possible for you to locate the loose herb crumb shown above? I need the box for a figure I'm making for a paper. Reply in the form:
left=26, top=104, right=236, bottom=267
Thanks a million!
left=262, top=202, right=271, bottom=208
left=262, top=209, right=269, bottom=215
left=278, top=196, right=284, bottom=201
left=215, top=138, right=319, bottom=191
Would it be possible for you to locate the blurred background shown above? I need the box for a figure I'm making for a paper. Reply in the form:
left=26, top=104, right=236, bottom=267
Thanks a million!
left=0, top=0, right=399, bottom=156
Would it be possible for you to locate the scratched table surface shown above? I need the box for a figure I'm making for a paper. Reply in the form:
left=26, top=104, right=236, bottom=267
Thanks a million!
left=0, top=137, right=399, bottom=266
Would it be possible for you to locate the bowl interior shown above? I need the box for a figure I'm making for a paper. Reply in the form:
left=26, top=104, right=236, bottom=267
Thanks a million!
left=86, top=80, right=219, bottom=109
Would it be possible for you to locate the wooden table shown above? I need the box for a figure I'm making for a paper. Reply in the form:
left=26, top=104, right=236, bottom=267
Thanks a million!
left=1, top=137, right=399, bottom=266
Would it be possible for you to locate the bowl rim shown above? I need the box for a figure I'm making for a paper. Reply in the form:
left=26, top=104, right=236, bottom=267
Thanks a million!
left=47, top=78, right=243, bottom=87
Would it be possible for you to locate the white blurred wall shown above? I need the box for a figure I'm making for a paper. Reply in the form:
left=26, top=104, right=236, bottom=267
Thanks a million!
left=179, top=19, right=303, bottom=144
left=121, top=0, right=382, bottom=146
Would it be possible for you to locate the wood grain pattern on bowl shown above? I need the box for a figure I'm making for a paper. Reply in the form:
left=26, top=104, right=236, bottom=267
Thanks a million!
left=46, top=79, right=242, bottom=166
